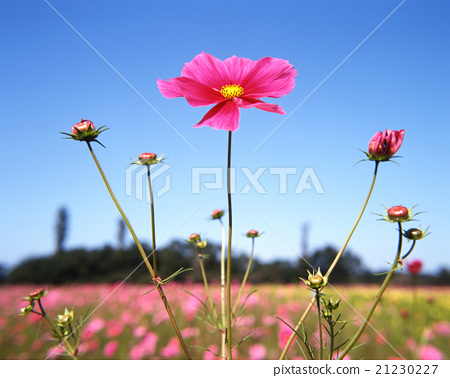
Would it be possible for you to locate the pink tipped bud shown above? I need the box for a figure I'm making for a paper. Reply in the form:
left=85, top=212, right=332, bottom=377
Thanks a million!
left=246, top=229, right=259, bottom=238
left=139, top=153, right=157, bottom=163
left=72, top=119, right=95, bottom=135
left=387, top=206, right=409, bottom=221
left=368, top=129, right=404, bottom=160
left=211, top=209, right=224, bottom=220
left=189, top=233, right=200, bottom=243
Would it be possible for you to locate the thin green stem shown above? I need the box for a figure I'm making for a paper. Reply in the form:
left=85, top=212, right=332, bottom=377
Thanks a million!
left=279, top=161, right=380, bottom=360
left=316, top=290, right=323, bottom=360
left=329, top=322, right=335, bottom=360
left=337, top=222, right=403, bottom=360
left=232, top=238, right=255, bottom=316
left=219, top=218, right=227, bottom=360
left=226, top=131, right=233, bottom=360
left=197, top=249, right=219, bottom=323
left=146, top=166, right=158, bottom=275
left=85, top=142, right=192, bottom=360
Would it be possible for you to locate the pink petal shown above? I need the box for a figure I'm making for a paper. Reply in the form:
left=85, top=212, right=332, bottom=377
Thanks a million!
left=181, top=52, right=230, bottom=89
left=158, top=77, right=223, bottom=106
left=235, top=97, right=286, bottom=114
left=157, top=78, right=184, bottom=98
left=223, top=55, right=257, bottom=85
left=195, top=100, right=240, bottom=131
left=241, top=57, right=296, bottom=98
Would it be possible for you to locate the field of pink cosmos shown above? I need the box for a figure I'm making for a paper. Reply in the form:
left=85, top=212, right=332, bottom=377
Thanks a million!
left=1, top=283, right=448, bottom=360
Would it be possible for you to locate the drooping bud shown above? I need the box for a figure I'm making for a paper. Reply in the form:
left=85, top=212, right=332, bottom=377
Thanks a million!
left=404, top=227, right=430, bottom=241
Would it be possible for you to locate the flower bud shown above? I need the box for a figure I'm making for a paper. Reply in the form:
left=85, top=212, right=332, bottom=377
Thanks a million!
left=246, top=229, right=259, bottom=238
left=72, top=119, right=94, bottom=135
left=299, top=268, right=328, bottom=290
left=366, top=129, right=404, bottom=161
left=19, top=303, right=35, bottom=316
left=188, top=233, right=200, bottom=243
left=196, top=240, right=207, bottom=249
left=404, top=227, right=430, bottom=241
left=28, top=288, right=45, bottom=300
left=211, top=209, right=224, bottom=220
left=57, top=308, right=74, bottom=325
left=387, top=206, right=409, bottom=221
left=139, top=152, right=157, bottom=164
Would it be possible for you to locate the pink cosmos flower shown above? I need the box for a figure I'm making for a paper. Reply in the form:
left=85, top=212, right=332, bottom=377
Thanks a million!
left=419, top=345, right=444, bottom=360
left=157, top=52, right=296, bottom=131
left=406, top=259, right=423, bottom=275
left=160, top=337, right=180, bottom=359
left=248, top=343, right=266, bottom=360
left=367, top=129, right=405, bottom=161
left=103, top=340, right=119, bottom=358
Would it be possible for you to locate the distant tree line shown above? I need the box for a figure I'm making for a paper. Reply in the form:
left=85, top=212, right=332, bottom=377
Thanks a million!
left=4, top=241, right=449, bottom=285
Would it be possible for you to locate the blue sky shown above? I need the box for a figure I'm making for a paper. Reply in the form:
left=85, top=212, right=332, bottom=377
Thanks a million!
left=1, top=0, right=449, bottom=275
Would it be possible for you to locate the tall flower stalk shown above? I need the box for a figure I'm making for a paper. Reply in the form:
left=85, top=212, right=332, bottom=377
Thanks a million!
left=62, top=122, right=192, bottom=360
left=85, top=142, right=191, bottom=359
left=211, top=209, right=227, bottom=359
left=226, top=131, right=233, bottom=359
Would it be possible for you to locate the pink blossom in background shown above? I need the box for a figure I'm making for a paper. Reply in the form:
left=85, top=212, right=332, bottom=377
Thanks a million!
left=419, top=345, right=444, bottom=360
left=83, top=317, right=105, bottom=339
left=203, top=345, right=220, bottom=360
left=160, top=337, right=180, bottom=359
left=406, top=259, right=423, bottom=275
left=433, top=322, right=450, bottom=337
left=129, top=332, right=159, bottom=359
left=249, top=343, right=266, bottom=360
left=132, top=325, right=148, bottom=338
left=105, top=320, right=125, bottom=338
left=278, top=324, right=292, bottom=350
left=157, top=52, right=296, bottom=131
left=103, top=340, right=118, bottom=358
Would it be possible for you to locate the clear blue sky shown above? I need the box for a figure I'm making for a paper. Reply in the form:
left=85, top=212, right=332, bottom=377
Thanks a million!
left=1, top=0, right=449, bottom=275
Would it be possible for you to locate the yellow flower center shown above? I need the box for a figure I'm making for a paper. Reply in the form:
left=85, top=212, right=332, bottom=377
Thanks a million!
left=221, top=84, right=244, bottom=99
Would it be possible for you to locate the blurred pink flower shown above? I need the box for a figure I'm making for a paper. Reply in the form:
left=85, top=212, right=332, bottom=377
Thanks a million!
left=104, top=340, right=118, bottom=358
left=249, top=343, right=266, bottom=360
left=406, top=259, right=423, bottom=275
left=203, top=345, right=220, bottom=360
left=130, top=332, right=159, bottom=359
left=434, top=322, right=450, bottom=337
left=83, top=317, right=105, bottom=339
left=419, top=345, right=444, bottom=360
left=157, top=52, right=296, bottom=131
left=160, top=337, right=180, bottom=359
left=133, top=325, right=148, bottom=338
left=278, top=324, right=292, bottom=350
left=106, top=320, right=124, bottom=338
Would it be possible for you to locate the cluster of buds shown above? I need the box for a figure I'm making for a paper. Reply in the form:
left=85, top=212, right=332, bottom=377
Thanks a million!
left=19, top=288, right=47, bottom=316
left=188, top=233, right=207, bottom=249
left=321, top=297, right=341, bottom=323
left=61, top=119, right=108, bottom=146
left=299, top=268, right=328, bottom=290
left=129, top=152, right=166, bottom=166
